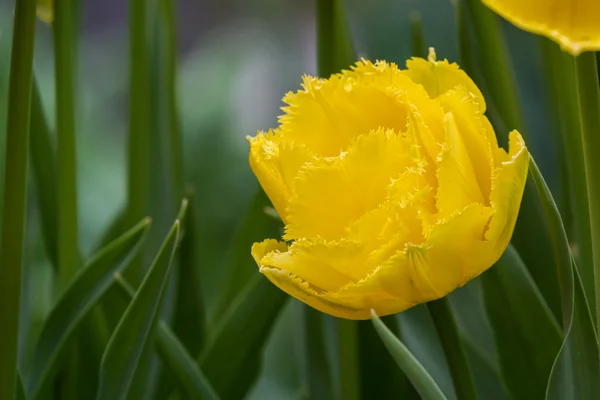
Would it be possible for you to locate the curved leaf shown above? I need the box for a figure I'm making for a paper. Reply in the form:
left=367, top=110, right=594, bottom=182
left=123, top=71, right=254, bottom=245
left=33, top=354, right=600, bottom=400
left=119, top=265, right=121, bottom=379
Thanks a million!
left=529, top=156, right=600, bottom=399
left=97, top=211, right=183, bottom=400
left=482, top=244, right=562, bottom=400
left=26, top=218, right=151, bottom=400
left=371, top=310, right=448, bottom=400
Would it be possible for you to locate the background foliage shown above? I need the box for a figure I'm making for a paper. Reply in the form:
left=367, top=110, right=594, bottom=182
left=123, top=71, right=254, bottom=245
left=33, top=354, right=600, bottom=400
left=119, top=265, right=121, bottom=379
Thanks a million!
left=0, top=0, right=598, bottom=399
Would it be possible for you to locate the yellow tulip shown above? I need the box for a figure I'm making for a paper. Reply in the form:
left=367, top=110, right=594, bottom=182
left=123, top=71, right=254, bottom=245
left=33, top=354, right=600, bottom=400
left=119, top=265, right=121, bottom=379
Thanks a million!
left=482, top=0, right=600, bottom=55
left=248, top=49, right=528, bottom=319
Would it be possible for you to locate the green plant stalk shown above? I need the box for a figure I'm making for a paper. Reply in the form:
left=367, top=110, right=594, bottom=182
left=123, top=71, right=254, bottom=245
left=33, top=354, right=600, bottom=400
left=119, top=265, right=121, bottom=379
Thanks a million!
left=427, top=298, right=477, bottom=400
left=316, top=0, right=355, bottom=76
left=336, top=318, right=360, bottom=400
left=55, top=0, right=80, bottom=288
left=0, top=0, right=37, bottom=397
left=463, top=0, right=525, bottom=134
left=575, top=52, right=600, bottom=333
left=410, top=11, right=425, bottom=58
left=539, top=39, right=594, bottom=319
left=127, top=0, right=151, bottom=284
left=160, top=0, right=184, bottom=202
left=303, top=306, right=333, bottom=400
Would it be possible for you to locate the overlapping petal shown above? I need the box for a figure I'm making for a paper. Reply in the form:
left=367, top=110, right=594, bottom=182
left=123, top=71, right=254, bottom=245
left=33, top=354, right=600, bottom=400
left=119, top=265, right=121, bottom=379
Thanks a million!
left=248, top=55, right=528, bottom=319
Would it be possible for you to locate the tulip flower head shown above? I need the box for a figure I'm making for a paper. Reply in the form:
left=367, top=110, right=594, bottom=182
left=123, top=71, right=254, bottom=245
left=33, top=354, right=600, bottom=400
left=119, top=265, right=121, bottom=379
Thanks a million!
left=248, top=49, right=528, bottom=319
left=482, top=0, right=600, bottom=55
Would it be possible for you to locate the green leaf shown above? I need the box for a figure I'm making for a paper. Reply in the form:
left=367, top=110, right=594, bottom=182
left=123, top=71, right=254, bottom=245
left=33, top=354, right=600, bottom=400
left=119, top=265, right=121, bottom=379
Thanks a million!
left=371, top=310, right=448, bottom=400
left=0, top=0, right=38, bottom=397
left=462, top=338, right=510, bottom=400
left=156, top=322, right=220, bottom=400
left=29, top=77, right=58, bottom=269
left=538, top=39, right=593, bottom=322
left=574, top=51, right=600, bottom=330
left=199, top=275, right=287, bottom=400
left=426, top=298, right=476, bottom=400
left=316, top=0, right=355, bottom=77
left=25, top=218, right=151, bottom=400
left=410, top=11, right=425, bottom=58
left=112, top=275, right=219, bottom=400
left=529, top=156, right=600, bottom=399
left=173, top=188, right=205, bottom=356
left=216, top=188, right=282, bottom=315
left=302, top=307, right=334, bottom=400
left=17, top=371, right=26, bottom=400
left=482, top=245, right=562, bottom=400
left=97, top=212, right=183, bottom=400
left=358, top=317, right=419, bottom=399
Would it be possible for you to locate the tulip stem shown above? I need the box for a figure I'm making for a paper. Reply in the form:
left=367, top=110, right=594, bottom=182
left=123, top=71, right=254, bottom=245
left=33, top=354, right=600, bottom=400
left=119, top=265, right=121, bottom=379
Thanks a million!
left=0, top=0, right=37, bottom=397
left=427, top=297, right=477, bottom=400
left=575, top=52, right=600, bottom=333
left=55, top=0, right=80, bottom=288
left=127, top=0, right=151, bottom=284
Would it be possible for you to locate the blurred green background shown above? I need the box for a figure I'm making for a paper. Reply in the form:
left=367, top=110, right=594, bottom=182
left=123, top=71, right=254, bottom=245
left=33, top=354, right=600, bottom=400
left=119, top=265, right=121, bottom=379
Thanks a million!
left=0, top=0, right=565, bottom=398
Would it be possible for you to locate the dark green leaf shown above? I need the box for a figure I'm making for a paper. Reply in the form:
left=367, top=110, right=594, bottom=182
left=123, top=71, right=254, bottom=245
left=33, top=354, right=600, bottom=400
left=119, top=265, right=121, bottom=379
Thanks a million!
left=156, top=322, right=220, bottom=400
left=97, top=212, right=183, bottom=400
left=29, top=77, right=58, bottom=269
left=427, top=298, right=477, bottom=400
left=371, top=310, right=448, bottom=400
left=216, top=189, right=283, bottom=315
left=302, top=307, right=333, bottom=400
left=316, top=0, right=355, bottom=76
left=112, top=274, right=218, bottom=400
left=358, top=317, right=419, bottom=399
left=410, top=11, right=425, bottom=58
left=482, top=245, right=562, bottom=400
left=529, top=156, right=600, bottom=399
left=199, top=275, right=287, bottom=400
left=25, top=218, right=151, bottom=400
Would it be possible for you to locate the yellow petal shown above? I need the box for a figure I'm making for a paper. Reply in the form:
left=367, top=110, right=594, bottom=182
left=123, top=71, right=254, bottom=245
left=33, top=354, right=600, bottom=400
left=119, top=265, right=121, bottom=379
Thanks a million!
left=484, top=130, right=529, bottom=258
left=483, top=0, right=600, bottom=56
left=280, top=74, right=410, bottom=157
left=402, top=55, right=485, bottom=112
left=248, top=130, right=313, bottom=222
left=438, top=87, right=494, bottom=200
left=284, top=128, right=420, bottom=240
left=436, top=113, right=485, bottom=219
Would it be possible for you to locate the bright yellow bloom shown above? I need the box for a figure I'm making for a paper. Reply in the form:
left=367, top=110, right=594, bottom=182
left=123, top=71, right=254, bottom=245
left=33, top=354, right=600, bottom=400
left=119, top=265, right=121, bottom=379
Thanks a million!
left=482, top=0, right=600, bottom=55
left=248, top=50, right=528, bottom=319
left=37, top=0, right=53, bottom=24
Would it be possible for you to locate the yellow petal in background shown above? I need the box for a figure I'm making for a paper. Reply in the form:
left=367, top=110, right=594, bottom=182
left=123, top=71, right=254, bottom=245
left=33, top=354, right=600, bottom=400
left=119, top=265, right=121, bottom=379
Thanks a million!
left=37, top=0, right=54, bottom=24
left=483, top=0, right=600, bottom=55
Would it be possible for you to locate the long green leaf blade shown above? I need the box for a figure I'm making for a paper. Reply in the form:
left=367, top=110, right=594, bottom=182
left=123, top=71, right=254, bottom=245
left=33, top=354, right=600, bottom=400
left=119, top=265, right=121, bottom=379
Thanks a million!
left=529, top=156, right=600, bottom=399
left=199, top=275, right=287, bottom=400
left=97, top=212, right=183, bottom=400
left=371, top=311, right=448, bottom=400
left=426, top=298, right=477, bottom=400
left=112, top=275, right=219, bottom=400
left=0, top=0, right=37, bottom=397
left=30, top=77, right=58, bottom=268
left=156, top=322, right=220, bottom=400
left=482, top=245, right=562, bottom=400
left=26, top=218, right=151, bottom=400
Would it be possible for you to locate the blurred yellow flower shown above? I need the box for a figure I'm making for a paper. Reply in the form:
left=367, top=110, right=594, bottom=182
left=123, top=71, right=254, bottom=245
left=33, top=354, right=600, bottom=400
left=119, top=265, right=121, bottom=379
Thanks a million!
left=37, top=0, right=53, bottom=24
left=482, top=0, right=600, bottom=55
left=248, top=49, right=528, bottom=319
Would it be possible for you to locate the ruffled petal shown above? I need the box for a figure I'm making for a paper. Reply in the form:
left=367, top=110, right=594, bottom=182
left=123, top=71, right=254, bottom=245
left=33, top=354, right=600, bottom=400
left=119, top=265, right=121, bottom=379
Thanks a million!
left=483, top=0, right=600, bottom=56
left=285, top=128, right=420, bottom=240
left=485, top=130, right=529, bottom=258
left=438, top=87, right=495, bottom=200
left=436, top=113, right=485, bottom=219
left=402, top=55, right=485, bottom=112
left=280, top=74, right=410, bottom=156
